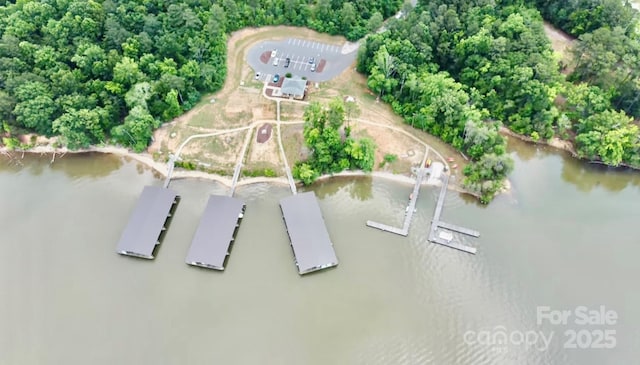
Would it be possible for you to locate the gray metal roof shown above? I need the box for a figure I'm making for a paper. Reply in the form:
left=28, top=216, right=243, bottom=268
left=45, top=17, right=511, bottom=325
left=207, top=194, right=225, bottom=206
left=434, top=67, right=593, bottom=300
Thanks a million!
left=116, top=186, right=178, bottom=259
left=186, top=195, right=245, bottom=270
left=279, top=192, right=338, bottom=274
left=280, top=78, right=307, bottom=97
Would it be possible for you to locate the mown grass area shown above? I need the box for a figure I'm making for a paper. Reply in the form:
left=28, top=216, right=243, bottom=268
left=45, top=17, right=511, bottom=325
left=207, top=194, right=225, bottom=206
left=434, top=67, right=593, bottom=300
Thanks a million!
left=280, top=124, right=306, bottom=167
left=279, top=103, right=307, bottom=121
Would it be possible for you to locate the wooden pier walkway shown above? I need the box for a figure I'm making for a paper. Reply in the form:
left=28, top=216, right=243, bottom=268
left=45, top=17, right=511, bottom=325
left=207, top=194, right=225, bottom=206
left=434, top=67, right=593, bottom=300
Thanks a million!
left=229, top=162, right=242, bottom=197
left=437, top=221, right=480, bottom=237
left=366, top=163, right=481, bottom=254
left=163, top=155, right=176, bottom=188
left=366, top=168, right=427, bottom=235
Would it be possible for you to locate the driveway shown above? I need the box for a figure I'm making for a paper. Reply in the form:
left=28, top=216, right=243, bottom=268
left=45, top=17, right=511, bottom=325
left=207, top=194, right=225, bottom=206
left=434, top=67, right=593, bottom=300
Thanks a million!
left=246, top=38, right=358, bottom=82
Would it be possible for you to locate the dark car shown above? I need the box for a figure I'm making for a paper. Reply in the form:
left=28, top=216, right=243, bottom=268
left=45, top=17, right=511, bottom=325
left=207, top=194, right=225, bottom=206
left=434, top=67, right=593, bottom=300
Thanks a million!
left=285, top=57, right=291, bottom=68
left=273, top=74, right=280, bottom=83
left=309, top=57, right=315, bottom=64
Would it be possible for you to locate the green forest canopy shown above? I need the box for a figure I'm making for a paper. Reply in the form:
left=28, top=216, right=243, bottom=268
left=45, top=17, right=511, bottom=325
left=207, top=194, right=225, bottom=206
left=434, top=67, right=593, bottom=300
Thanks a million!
left=357, top=0, right=640, bottom=201
left=293, top=99, right=376, bottom=185
left=1, top=0, right=639, bottom=202
left=0, top=0, right=401, bottom=151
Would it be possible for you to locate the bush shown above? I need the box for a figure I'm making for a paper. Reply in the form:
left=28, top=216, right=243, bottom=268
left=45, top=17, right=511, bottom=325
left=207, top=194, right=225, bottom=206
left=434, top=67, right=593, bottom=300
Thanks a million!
left=285, top=72, right=292, bottom=78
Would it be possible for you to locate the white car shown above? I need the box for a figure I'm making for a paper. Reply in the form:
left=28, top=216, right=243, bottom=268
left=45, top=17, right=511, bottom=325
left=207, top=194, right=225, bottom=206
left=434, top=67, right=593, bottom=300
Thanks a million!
left=271, top=49, right=277, bottom=58
left=273, top=58, right=279, bottom=66
left=255, top=72, right=261, bottom=80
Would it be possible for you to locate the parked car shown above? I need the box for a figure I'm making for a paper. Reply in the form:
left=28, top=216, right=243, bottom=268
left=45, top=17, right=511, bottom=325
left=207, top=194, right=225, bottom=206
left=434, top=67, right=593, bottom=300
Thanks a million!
left=284, top=57, right=290, bottom=68
left=271, top=49, right=277, bottom=58
left=273, top=74, right=280, bottom=83
left=254, top=72, right=261, bottom=80
left=310, top=63, right=316, bottom=72
left=309, top=57, right=315, bottom=64
left=273, top=57, right=279, bottom=66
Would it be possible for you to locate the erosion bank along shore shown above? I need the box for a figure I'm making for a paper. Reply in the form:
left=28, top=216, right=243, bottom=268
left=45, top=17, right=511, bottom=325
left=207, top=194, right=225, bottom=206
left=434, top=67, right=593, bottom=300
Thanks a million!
left=0, top=145, right=482, bottom=197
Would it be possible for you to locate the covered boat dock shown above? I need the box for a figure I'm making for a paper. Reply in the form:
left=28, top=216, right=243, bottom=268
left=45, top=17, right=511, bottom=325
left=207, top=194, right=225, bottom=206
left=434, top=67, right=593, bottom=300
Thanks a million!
left=185, top=195, right=246, bottom=270
left=279, top=192, right=338, bottom=275
left=116, top=185, right=179, bottom=259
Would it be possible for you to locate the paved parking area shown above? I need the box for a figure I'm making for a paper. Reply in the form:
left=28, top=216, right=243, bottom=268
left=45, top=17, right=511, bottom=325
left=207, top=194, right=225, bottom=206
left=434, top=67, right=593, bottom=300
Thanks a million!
left=246, top=38, right=358, bottom=82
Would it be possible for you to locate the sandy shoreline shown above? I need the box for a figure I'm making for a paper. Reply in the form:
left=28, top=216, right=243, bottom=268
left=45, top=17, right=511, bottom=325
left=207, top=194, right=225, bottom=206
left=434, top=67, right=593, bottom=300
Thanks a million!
left=1, top=145, right=481, bottom=195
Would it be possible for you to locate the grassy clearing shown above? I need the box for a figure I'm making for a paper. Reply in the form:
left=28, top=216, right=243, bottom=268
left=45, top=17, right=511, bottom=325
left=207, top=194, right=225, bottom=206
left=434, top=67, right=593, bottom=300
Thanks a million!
left=279, top=103, right=307, bottom=121
left=281, top=124, right=306, bottom=166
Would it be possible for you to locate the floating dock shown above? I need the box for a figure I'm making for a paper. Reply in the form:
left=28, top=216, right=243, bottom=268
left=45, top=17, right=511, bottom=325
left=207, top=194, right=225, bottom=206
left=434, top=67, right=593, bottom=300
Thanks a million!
left=185, top=195, right=245, bottom=270
left=428, top=174, right=478, bottom=254
left=280, top=191, right=338, bottom=274
left=116, top=186, right=179, bottom=259
left=366, top=168, right=428, bottom=236
left=365, top=162, right=481, bottom=254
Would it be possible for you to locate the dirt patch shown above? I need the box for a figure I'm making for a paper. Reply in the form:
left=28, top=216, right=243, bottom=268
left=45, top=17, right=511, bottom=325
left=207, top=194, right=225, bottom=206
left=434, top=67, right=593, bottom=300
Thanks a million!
left=256, top=123, right=272, bottom=143
left=351, top=124, right=424, bottom=172
left=543, top=21, right=575, bottom=73
left=260, top=51, right=271, bottom=64
left=316, top=59, right=327, bottom=73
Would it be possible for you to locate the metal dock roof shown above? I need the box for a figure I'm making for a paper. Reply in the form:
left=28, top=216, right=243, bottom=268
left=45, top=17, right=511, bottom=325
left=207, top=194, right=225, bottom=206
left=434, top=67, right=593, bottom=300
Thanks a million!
left=116, top=185, right=179, bottom=259
left=279, top=191, right=338, bottom=274
left=186, top=195, right=245, bottom=270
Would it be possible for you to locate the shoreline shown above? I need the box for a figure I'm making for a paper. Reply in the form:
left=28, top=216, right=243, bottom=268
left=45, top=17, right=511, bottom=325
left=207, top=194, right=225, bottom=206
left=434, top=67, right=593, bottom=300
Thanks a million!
left=0, top=145, right=480, bottom=196
left=499, top=127, right=640, bottom=171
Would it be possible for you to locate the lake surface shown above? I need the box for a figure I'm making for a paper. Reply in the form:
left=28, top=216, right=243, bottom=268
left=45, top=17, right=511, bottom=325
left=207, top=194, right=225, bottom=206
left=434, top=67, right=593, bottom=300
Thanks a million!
left=1, top=140, right=638, bottom=365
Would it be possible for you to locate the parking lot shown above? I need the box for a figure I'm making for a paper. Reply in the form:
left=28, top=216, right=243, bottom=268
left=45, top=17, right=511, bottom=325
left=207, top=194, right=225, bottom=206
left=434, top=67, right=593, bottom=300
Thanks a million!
left=246, top=38, right=358, bottom=82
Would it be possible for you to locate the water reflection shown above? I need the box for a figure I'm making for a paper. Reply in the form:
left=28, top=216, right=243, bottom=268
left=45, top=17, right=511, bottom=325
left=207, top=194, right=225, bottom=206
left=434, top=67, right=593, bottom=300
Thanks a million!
left=310, top=175, right=373, bottom=201
left=507, top=137, right=640, bottom=193
left=561, top=160, right=640, bottom=193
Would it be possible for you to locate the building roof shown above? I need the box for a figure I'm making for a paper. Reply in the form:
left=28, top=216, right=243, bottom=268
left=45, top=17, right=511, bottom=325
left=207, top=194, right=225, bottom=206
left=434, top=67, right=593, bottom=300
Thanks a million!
left=280, top=78, right=307, bottom=97
left=116, top=185, right=178, bottom=259
left=185, top=195, right=245, bottom=270
left=279, top=191, right=338, bottom=274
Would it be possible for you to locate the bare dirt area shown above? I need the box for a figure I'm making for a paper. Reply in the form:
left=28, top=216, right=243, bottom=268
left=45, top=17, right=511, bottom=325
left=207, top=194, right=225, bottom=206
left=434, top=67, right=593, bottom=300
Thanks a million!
left=351, top=124, right=424, bottom=171
left=179, top=131, right=245, bottom=172
left=543, top=21, right=575, bottom=73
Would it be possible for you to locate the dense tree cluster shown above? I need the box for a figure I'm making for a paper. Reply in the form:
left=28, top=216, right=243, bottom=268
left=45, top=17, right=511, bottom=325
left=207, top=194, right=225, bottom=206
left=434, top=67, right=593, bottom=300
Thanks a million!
left=359, top=1, right=553, bottom=201
left=0, top=0, right=401, bottom=152
left=529, top=0, right=636, bottom=37
left=293, top=99, right=376, bottom=185
left=529, top=0, right=640, bottom=166
left=358, top=0, right=640, bottom=199
left=220, top=0, right=402, bottom=41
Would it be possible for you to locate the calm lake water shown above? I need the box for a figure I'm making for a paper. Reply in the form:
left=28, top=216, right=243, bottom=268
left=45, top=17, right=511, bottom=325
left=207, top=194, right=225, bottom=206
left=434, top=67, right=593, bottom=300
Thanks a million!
left=1, top=139, right=638, bottom=365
